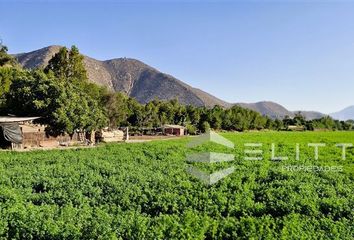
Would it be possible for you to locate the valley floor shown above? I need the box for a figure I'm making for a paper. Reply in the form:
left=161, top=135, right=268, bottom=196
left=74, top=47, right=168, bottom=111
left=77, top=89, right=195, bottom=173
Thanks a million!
left=0, top=131, right=353, bottom=239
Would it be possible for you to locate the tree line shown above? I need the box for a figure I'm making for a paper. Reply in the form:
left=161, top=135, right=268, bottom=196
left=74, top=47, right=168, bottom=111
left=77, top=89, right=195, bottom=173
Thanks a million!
left=283, top=113, right=354, bottom=131
left=0, top=43, right=353, bottom=136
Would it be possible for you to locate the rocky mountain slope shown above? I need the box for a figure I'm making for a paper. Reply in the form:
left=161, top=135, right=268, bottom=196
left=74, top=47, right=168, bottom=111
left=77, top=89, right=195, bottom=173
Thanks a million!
left=15, top=46, right=230, bottom=107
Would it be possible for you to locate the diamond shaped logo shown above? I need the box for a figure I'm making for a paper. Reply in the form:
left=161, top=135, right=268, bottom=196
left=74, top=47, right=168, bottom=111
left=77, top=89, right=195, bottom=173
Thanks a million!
left=186, top=131, right=235, bottom=185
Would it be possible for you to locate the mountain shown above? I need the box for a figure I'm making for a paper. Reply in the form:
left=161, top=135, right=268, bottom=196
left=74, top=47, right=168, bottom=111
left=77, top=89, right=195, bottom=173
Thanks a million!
left=13, top=45, right=331, bottom=120
left=330, top=106, right=354, bottom=120
left=236, top=101, right=325, bottom=120
left=236, top=101, right=293, bottom=119
left=14, top=46, right=230, bottom=107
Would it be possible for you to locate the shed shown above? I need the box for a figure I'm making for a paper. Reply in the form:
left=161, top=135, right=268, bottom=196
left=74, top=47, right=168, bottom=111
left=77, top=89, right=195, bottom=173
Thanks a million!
left=287, top=125, right=305, bottom=131
left=163, top=124, right=186, bottom=136
left=99, top=129, right=124, bottom=142
left=0, top=117, right=40, bottom=149
left=0, top=117, right=91, bottom=149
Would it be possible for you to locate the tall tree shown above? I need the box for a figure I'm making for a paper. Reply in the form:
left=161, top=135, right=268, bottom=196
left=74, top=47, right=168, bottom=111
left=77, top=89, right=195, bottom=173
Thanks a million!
left=44, top=47, right=69, bottom=80
left=0, top=42, right=17, bottom=67
left=100, top=90, right=128, bottom=128
left=45, top=46, right=88, bottom=85
left=127, top=98, right=144, bottom=127
left=5, top=70, right=106, bottom=136
left=0, top=68, right=24, bottom=113
left=68, top=45, right=88, bottom=82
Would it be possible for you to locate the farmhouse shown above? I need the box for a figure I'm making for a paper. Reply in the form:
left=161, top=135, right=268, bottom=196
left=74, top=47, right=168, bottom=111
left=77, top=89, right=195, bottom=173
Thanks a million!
left=163, top=124, right=186, bottom=136
left=0, top=116, right=78, bottom=150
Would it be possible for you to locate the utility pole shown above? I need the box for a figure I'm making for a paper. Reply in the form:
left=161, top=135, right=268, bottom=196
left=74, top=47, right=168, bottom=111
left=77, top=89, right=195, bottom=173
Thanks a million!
left=126, top=127, right=129, bottom=141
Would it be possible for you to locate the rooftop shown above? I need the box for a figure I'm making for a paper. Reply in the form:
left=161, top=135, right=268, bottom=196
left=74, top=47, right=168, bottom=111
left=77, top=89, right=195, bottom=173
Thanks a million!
left=0, top=117, right=40, bottom=123
left=163, top=124, right=186, bottom=129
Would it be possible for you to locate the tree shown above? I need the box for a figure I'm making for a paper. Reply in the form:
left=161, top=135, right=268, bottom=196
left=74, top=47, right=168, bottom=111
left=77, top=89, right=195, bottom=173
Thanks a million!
left=343, top=120, right=354, bottom=130
left=200, top=121, right=210, bottom=133
left=311, top=116, right=336, bottom=130
left=265, top=117, right=274, bottom=129
left=274, top=119, right=284, bottom=130
left=185, top=123, right=197, bottom=135
left=158, top=99, right=174, bottom=125
left=36, top=46, right=108, bottom=134
left=321, top=116, right=335, bottom=130
left=173, top=102, right=187, bottom=125
left=186, top=105, right=200, bottom=126
left=0, top=42, right=17, bottom=67
left=127, top=98, right=144, bottom=127
left=305, top=120, right=314, bottom=131
left=283, top=115, right=294, bottom=128
left=44, top=47, right=69, bottom=79
left=101, top=90, right=128, bottom=128
left=68, top=45, right=88, bottom=82
left=293, top=112, right=306, bottom=126
left=45, top=46, right=88, bottom=85
left=210, top=105, right=223, bottom=130
left=5, top=70, right=106, bottom=136
left=0, top=68, right=13, bottom=97
left=0, top=67, right=24, bottom=112
left=143, top=101, right=160, bottom=127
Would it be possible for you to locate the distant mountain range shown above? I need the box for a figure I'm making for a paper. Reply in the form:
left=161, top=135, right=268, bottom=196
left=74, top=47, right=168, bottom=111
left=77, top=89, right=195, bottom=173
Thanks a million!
left=236, top=101, right=325, bottom=120
left=330, top=106, right=354, bottom=121
left=13, top=46, right=352, bottom=121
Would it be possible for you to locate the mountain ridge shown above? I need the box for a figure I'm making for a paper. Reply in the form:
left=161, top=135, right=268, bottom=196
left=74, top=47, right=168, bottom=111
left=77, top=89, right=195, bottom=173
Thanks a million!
left=14, top=45, right=230, bottom=108
left=330, top=106, right=354, bottom=120
left=235, top=101, right=326, bottom=120
left=14, top=45, right=348, bottom=121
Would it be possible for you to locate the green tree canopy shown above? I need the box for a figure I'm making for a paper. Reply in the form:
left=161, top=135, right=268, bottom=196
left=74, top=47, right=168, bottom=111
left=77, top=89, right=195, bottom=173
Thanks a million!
left=100, top=90, right=128, bottom=128
left=0, top=42, right=17, bottom=67
left=5, top=69, right=106, bottom=136
left=44, top=46, right=88, bottom=85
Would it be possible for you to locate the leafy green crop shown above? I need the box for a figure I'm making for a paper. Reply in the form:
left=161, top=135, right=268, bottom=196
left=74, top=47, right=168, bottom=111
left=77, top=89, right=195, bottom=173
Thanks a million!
left=0, top=131, right=353, bottom=239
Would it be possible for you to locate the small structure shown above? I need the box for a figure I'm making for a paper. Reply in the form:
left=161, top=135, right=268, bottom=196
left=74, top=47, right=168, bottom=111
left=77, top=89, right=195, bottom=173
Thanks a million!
left=163, top=124, right=186, bottom=136
left=21, top=124, right=78, bottom=148
left=0, top=116, right=40, bottom=149
left=0, top=116, right=79, bottom=150
left=287, top=125, right=305, bottom=131
left=98, top=128, right=124, bottom=143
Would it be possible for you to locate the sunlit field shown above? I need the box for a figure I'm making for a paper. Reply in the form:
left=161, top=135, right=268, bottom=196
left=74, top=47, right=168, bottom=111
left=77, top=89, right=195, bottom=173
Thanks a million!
left=0, top=131, right=353, bottom=239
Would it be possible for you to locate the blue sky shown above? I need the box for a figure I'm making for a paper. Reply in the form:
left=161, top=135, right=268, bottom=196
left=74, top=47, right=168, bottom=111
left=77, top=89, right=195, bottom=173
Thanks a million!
left=1, top=0, right=354, bottom=113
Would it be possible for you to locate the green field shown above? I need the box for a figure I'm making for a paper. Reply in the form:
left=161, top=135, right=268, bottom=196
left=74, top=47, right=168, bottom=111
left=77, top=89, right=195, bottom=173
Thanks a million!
left=0, top=131, right=353, bottom=239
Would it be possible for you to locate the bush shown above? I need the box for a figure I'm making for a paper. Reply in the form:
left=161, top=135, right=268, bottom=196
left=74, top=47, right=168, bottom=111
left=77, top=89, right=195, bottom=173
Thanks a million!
left=200, top=121, right=210, bottom=133
left=186, top=123, right=197, bottom=135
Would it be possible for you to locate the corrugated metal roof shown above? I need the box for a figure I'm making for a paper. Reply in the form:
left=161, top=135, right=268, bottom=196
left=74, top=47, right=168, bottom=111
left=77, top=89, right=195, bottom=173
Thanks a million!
left=0, top=117, right=40, bottom=123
